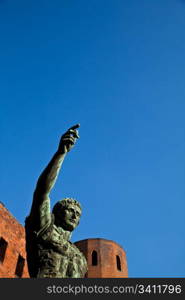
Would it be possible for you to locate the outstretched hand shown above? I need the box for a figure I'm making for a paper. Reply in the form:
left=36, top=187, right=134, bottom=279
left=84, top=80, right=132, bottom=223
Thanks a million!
left=58, top=124, right=80, bottom=154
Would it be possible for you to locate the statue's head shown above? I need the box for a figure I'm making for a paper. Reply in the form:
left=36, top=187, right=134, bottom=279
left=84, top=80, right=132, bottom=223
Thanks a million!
left=52, top=198, right=82, bottom=231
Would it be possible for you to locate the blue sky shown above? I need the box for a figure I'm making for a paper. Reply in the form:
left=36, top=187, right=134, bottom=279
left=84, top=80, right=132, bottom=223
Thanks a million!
left=0, top=0, right=184, bottom=278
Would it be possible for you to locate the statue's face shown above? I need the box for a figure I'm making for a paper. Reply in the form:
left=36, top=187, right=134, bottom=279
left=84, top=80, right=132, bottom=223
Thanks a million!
left=56, top=204, right=81, bottom=231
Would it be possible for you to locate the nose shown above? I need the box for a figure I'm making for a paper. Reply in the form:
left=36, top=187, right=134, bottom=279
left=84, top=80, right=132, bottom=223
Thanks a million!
left=72, top=212, right=77, bottom=219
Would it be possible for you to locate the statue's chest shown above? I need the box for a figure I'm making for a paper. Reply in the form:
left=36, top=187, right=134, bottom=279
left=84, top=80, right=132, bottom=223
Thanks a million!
left=37, top=225, right=87, bottom=277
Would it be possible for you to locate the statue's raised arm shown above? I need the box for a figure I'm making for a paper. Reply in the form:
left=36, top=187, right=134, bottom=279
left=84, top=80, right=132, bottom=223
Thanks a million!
left=28, top=124, right=80, bottom=230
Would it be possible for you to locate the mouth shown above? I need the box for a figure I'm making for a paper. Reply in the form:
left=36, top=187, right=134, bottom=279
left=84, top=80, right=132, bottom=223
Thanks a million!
left=69, top=219, right=76, bottom=224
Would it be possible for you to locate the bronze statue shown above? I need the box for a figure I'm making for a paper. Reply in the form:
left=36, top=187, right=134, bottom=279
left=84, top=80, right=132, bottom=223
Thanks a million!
left=25, top=124, right=87, bottom=278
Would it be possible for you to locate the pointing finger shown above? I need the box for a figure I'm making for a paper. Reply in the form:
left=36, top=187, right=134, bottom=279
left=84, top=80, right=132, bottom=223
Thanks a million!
left=70, top=124, right=80, bottom=130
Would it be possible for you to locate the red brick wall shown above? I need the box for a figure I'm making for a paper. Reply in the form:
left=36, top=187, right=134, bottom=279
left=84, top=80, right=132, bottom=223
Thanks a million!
left=0, top=202, right=29, bottom=278
left=75, top=238, right=128, bottom=278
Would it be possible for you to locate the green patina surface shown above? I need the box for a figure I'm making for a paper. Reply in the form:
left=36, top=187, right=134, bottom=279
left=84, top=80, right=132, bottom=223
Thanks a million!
left=25, top=124, right=87, bottom=278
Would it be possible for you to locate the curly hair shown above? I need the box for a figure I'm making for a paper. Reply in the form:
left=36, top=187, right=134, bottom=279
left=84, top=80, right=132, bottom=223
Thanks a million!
left=52, top=197, right=82, bottom=215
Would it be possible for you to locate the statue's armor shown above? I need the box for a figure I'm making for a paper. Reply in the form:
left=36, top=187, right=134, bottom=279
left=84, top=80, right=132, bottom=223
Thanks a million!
left=25, top=214, right=87, bottom=278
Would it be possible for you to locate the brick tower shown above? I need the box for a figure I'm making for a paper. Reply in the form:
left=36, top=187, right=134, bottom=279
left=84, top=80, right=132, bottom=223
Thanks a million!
left=75, top=238, right=128, bottom=278
left=0, top=202, right=29, bottom=278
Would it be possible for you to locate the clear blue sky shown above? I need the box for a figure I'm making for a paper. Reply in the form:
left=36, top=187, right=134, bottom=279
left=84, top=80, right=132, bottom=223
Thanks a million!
left=0, top=0, right=184, bottom=278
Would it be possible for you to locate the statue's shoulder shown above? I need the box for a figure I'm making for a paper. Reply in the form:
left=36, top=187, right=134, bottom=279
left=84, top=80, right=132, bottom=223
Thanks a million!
left=25, top=213, right=53, bottom=237
left=69, top=242, right=86, bottom=260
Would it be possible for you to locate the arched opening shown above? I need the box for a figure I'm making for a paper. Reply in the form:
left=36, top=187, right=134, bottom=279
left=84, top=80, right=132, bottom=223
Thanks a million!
left=116, top=255, right=121, bottom=271
left=0, top=237, right=8, bottom=264
left=15, top=254, right=25, bottom=277
left=92, top=250, right=98, bottom=266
